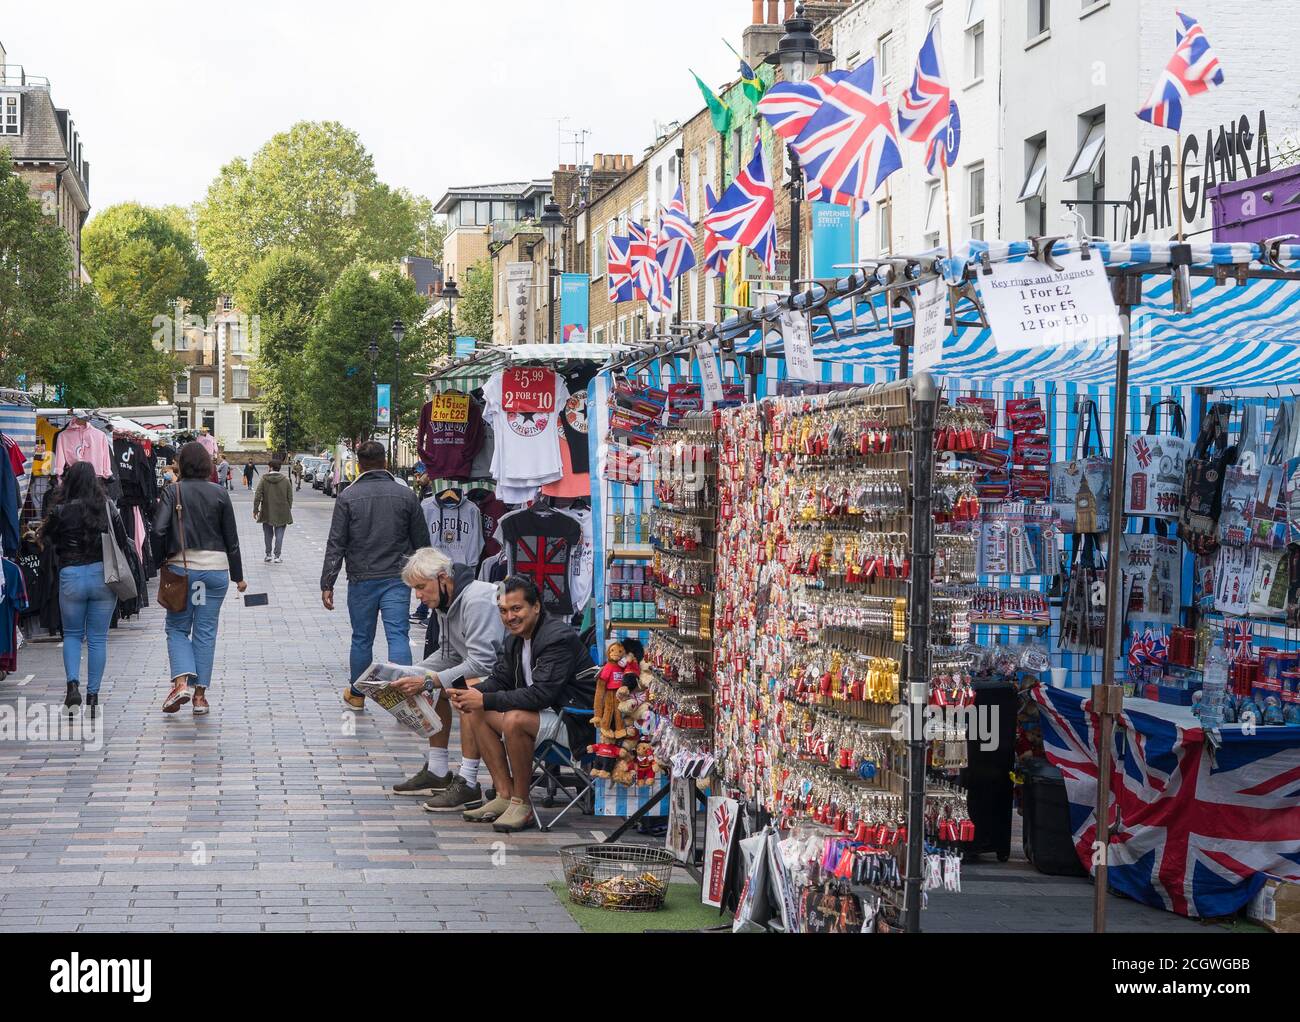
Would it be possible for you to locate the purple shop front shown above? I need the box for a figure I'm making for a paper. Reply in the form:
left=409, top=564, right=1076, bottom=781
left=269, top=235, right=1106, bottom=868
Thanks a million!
left=1211, top=165, right=1300, bottom=244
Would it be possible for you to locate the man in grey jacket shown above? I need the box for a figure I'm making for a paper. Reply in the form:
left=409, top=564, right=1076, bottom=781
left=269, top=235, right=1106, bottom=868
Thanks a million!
left=388, top=548, right=504, bottom=811
left=321, top=442, right=429, bottom=710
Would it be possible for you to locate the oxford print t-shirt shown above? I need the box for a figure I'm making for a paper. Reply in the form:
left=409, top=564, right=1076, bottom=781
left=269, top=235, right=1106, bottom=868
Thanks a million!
left=422, top=494, right=485, bottom=568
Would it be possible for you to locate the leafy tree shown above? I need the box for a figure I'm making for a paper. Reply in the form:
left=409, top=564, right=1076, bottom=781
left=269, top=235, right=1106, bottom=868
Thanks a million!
left=455, top=258, right=495, bottom=345
left=195, top=121, right=436, bottom=292
left=302, top=264, right=435, bottom=446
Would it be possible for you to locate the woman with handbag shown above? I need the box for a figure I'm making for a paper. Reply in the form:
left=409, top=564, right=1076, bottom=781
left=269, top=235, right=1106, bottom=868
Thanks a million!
left=39, top=462, right=132, bottom=717
left=151, top=442, right=247, bottom=716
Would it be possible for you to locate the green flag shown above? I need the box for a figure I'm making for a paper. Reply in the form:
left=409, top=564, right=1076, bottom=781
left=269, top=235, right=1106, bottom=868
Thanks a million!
left=724, top=40, right=767, bottom=104
left=692, top=71, right=733, bottom=135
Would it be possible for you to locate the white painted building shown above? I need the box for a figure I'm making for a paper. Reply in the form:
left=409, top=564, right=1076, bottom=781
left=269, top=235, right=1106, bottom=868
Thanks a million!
left=831, top=0, right=1002, bottom=257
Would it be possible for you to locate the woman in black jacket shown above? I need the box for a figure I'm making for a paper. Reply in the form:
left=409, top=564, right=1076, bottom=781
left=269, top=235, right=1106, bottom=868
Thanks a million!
left=151, top=442, right=247, bottom=716
left=41, top=462, right=130, bottom=715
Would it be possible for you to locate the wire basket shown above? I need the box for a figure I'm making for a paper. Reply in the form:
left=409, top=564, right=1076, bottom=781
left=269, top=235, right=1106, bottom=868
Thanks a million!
left=560, top=844, right=674, bottom=912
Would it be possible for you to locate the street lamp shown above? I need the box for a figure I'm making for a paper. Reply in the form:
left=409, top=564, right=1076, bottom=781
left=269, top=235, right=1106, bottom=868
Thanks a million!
left=441, top=279, right=460, bottom=358
left=763, top=2, right=835, bottom=295
left=368, top=337, right=379, bottom=442
left=540, top=200, right=564, bottom=343
left=391, top=318, right=405, bottom=470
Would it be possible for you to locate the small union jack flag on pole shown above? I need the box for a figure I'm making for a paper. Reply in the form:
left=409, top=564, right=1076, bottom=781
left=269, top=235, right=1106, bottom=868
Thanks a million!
left=629, top=220, right=670, bottom=314
left=701, top=184, right=735, bottom=278
left=657, top=182, right=698, bottom=281
left=1137, top=11, right=1225, bottom=132
left=702, top=131, right=778, bottom=274
left=897, top=24, right=953, bottom=175
left=757, top=70, right=848, bottom=142
left=793, top=57, right=902, bottom=211
left=607, top=234, right=635, bottom=303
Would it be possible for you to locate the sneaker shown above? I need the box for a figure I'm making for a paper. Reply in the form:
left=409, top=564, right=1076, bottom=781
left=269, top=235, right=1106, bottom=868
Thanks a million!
left=463, top=795, right=512, bottom=823
left=273, top=556, right=283, bottom=564
left=264, top=555, right=273, bottom=563
left=192, top=689, right=210, bottom=716
left=342, top=688, right=366, bottom=712
left=392, top=767, right=453, bottom=797
left=162, top=679, right=191, bottom=713
left=492, top=798, right=536, bottom=834
left=421, top=777, right=484, bottom=812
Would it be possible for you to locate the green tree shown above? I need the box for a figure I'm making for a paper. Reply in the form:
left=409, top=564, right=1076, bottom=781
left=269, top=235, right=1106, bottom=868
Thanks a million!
left=455, top=258, right=495, bottom=344
left=302, top=264, right=435, bottom=446
left=195, top=121, right=436, bottom=292
left=236, top=248, right=328, bottom=451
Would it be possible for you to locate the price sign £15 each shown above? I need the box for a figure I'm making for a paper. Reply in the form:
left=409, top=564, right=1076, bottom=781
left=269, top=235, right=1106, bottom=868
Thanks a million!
left=978, top=252, right=1120, bottom=353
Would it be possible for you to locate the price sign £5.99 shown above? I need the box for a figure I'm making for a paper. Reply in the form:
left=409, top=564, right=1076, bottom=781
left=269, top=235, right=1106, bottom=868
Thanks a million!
left=978, top=252, right=1120, bottom=353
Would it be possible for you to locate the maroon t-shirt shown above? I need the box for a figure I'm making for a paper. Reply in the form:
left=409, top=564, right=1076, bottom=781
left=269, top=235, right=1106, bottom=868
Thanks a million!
left=418, top=393, right=486, bottom=482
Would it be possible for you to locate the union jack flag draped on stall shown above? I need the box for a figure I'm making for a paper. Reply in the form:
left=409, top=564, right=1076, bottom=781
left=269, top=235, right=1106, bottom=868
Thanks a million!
left=1137, top=11, right=1226, bottom=131
left=606, top=234, right=635, bottom=303
left=756, top=70, right=848, bottom=142
left=897, top=24, right=954, bottom=175
left=657, top=182, right=698, bottom=280
left=701, top=184, right=735, bottom=278
left=793, top=57, right=902, bottom=212
left=629, top=220, right=670, bottom=314
left=701, top=132, right=778, bottom=273
left=1033, top=685, right=1300, bottom=919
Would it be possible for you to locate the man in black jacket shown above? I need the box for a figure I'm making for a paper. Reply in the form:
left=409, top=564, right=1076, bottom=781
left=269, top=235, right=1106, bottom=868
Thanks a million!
left=449, top=575, right=594, bottom=833
left=321, top=442, right=429, bottom=710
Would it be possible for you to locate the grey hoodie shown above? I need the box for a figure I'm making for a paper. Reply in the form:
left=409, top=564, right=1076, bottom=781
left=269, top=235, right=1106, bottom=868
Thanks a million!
left=417, top=564, right=504, bottom=689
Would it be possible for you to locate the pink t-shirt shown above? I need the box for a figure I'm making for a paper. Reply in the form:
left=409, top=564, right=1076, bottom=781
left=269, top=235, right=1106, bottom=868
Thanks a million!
left=53, top=422, right=113, bottom=479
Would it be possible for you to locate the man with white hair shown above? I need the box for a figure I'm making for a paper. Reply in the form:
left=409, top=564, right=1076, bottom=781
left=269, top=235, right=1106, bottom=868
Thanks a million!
left=388, top=547, right=504, bottom=812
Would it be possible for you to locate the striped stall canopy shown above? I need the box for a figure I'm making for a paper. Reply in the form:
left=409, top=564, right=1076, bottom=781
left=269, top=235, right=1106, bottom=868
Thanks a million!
left=720, top=239, right=1300, bottom=387
left=0, top=402, right=37, bottom=507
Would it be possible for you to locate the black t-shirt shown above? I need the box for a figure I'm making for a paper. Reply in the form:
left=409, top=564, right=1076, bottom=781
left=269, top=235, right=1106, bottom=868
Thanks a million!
left=501, top=507, right=583, bottom=616
left=562, top=369, right=595, bottom=475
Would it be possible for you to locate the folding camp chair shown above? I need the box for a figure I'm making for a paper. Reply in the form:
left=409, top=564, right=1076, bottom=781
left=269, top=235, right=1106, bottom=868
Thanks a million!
left=529, top=705, right=597, bottom=833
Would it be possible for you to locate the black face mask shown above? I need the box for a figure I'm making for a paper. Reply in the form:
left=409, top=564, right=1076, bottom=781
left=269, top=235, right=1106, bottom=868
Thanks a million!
left=436, top=577, right=453, bottom=612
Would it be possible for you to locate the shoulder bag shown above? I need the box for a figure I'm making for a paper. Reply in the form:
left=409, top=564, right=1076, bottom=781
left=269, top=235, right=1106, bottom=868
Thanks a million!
left=1179, top=402, right=1236, bottom=555
left=1124, top=398, right=1189, bottom=520
left=157, top=482, right=190, bottom=613
left=100, top=500, right=138, bottom=601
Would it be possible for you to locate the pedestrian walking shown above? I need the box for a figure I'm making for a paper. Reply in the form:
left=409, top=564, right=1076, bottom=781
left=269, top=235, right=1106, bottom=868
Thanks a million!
left=242, top=460, right=258, bottom=490
left=253, top=454, right=294, bottom=563
left=320, top=441, right=428, bottom=711
left=152, top=442, right=247, bottom=716
left=39, top=462, right=132, bottom=717
left=216, top=455, right=232, bottom=491
left=291, top=458, right=304, bottom=491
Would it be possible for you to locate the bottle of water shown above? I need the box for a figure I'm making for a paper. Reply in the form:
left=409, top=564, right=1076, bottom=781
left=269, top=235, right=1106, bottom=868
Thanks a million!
left=1199, top=639, right=1229, bottom=731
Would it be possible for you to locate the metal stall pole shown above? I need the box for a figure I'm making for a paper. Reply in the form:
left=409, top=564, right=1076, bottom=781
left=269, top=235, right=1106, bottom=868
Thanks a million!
left=1093, top=274, right=1140, bottom=933
left=903, top=371, right=938, bottom=934
left=896, top=324, right=913, bottom=380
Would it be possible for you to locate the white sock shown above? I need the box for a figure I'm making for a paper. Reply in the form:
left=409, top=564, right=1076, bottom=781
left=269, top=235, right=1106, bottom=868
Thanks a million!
left=427, top=748, right=450, bottom=775
left=459, top=758, right=481, bottom=787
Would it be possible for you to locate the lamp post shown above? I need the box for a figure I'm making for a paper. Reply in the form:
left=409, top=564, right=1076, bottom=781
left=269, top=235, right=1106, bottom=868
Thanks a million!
left=442, top=279, right=460, bottom=358
left=390, top=318, right=405, bottom=470
left=368, top=337, right=379, bottom=442
left=763, top=2, right=834, bottom=295
left=540, top=200, right=564, bottom=343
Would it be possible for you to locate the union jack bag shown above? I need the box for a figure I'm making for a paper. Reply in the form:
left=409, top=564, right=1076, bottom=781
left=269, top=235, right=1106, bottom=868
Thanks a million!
left=1123, top=399, right=1189, bottom=520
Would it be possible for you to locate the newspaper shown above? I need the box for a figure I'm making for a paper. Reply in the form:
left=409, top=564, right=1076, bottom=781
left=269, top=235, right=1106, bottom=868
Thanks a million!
left=352, top=662, right=444, bottom=739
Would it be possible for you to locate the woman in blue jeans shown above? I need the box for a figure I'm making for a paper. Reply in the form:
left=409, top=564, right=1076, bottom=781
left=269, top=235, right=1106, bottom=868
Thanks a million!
left=40, top=462, right=131, bottom=717
left=151, top=442, right=247, bottom=716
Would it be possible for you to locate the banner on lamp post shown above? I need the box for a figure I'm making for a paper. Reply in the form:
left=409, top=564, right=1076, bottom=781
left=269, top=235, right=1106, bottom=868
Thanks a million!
left=376, top=384, right=392, bottom=428
left=560, top=273, right=590, bottom=344
left=811, top=201, right=856, bottom=281
left=507, top=262, right=535, bottom=344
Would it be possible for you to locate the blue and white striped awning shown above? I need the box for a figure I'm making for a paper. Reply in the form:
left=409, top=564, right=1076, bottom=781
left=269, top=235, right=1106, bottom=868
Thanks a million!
left=717, top=239, right=1300, bottom=387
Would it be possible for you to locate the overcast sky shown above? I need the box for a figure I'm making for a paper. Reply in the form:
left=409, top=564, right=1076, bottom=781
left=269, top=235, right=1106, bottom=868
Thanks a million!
left=3, top=0, right=745, bottom=217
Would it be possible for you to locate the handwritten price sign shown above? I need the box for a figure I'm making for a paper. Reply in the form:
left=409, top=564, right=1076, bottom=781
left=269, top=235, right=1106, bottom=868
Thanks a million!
left=428, top=394, right=470, bottom=424
left=978, top=253, right=1120, bottom=353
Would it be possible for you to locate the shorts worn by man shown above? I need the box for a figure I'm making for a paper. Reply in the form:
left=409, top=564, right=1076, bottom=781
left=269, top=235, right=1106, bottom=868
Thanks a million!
left=448, top=575, right=595, bottom=834
left=320, top=441, right=429, bottom=708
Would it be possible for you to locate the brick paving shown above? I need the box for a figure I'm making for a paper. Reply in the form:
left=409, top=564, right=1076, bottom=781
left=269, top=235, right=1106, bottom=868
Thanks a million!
left=0, top=483, right=1224, bottom=933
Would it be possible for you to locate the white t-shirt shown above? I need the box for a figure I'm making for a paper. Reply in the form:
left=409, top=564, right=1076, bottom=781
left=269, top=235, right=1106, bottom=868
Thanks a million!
left=558, top=506, right=594, bottom=611
left=483, top=369, right=568, bottom=487
left=522, top=638, right=534, bottom=687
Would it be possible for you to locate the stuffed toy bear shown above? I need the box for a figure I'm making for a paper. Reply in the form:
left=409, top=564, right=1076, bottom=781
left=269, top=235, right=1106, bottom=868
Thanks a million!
left=592, top=641, right=636, bottom=741
left=611, top=744, right=637, bottom=786
left=634, top=743, right=660, bottom=786
left=617, top=689, right=652, bottom=741
left=588, top=739, right=623, bottom=779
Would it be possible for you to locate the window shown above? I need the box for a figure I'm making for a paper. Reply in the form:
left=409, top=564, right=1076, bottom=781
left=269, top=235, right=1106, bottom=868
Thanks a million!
left=228, top=321, right=244, bottom=352
left=593, top=326, right=606, bottom=345
left=1068, top=113, right=1107, bottom=236
left=232, top=367, right=250, bottom=400
left=877, top=199, right=893, bottom=256
left=844, top=51, right=860, bottom=72
left=924, top=180, right=943, bottom=248
left=201, top=410, right=216, bottom=434
left=617, top=317, right=627, bottom=341
left=1065, top=114, right=1106, bottom=181
left=690, top=152, right=701, bottom=220
left=927, top=2, right=944, bottom=34
left=176, top=374, right=189, bottom=397
left=241, top=411, right=264, bottom=441
left=0, top=93, right=19, bottom=135
left=199, top=376, right=214, bottom=397
left=592, top=224, right=606, bottom=279
left=732, top=127, right=743, bottom=176
left=1029, top=0, right=1050, bottom=37
left=222, top=296, right=234, bottom=312
left=655, top=166, right=664, bottom=210
left=688, top=269, right=699, bottom=322
left=1019, top=136, right=1049, bottom=236
left=706, top=140, right=718, bottom=201
left=176, top=408, right=190, bottom=430
left=967, top=20, right=985, bottom=81
left=968, top=163, right=985, bottom=240
left=877, top=33, right=896, bottom=87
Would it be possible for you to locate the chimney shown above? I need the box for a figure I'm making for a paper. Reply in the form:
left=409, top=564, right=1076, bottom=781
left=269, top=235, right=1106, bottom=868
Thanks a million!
left=752, top=1, right=763, bottom=23
left=767, top=0, right=779, bottom=23
left=744, top=0, right=786, bottom=68
left=784, top=0, right=795, bottom=17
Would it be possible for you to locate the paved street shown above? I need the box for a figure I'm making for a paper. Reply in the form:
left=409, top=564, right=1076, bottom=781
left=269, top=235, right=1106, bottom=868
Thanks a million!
left=0, top=482, right=1225, bottom=933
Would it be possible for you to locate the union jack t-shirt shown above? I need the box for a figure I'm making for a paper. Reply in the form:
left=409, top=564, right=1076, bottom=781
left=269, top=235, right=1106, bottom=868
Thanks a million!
left=500, top=507, right=583, bottom=617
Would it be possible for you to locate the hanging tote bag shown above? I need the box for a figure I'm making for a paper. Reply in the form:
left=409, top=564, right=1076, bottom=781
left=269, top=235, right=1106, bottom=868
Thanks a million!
left=1249, top=401, right=1293, bottom=551
left=1124, top=399, right=1190, bottom=519
left=100, top=500, right=138, bottom=602
left=1051, top=398, right=1112, bottom=535
left=1218, top=404, right=1262, bottom=548
left=1213, top=543, right=1257, bottom=617
left=1060, top=535, right=1107, bottom=654
left=1179, top=402, right=1236, bottom=555
left=1119, top=524, right=1182, bottom=627
left=156, top=482, right=190, bottom=614
left=1249, top=545, right=1290, bottom=619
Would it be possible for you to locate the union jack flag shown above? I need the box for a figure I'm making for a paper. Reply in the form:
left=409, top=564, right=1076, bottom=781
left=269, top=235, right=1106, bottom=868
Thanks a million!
left=513, top=534, right=573, bottom=606
left=657, top=183, right=698, bottom=281
left=1033, top=685, right=1300, bottom=919
left=701, top=184, right=735, bottom=278
left=757, top=70, right=848, bottom=142
left=897, top=24, right=953, bottom=175
left=607, top=234, right=635, bottom=303
left=702, top=132, right=778, bottom=274
left=1137, top=11, right=1225, bottom=132
left=629, top=220, right=670, bottom=314
left=793, top=57, right=902, bottom=211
